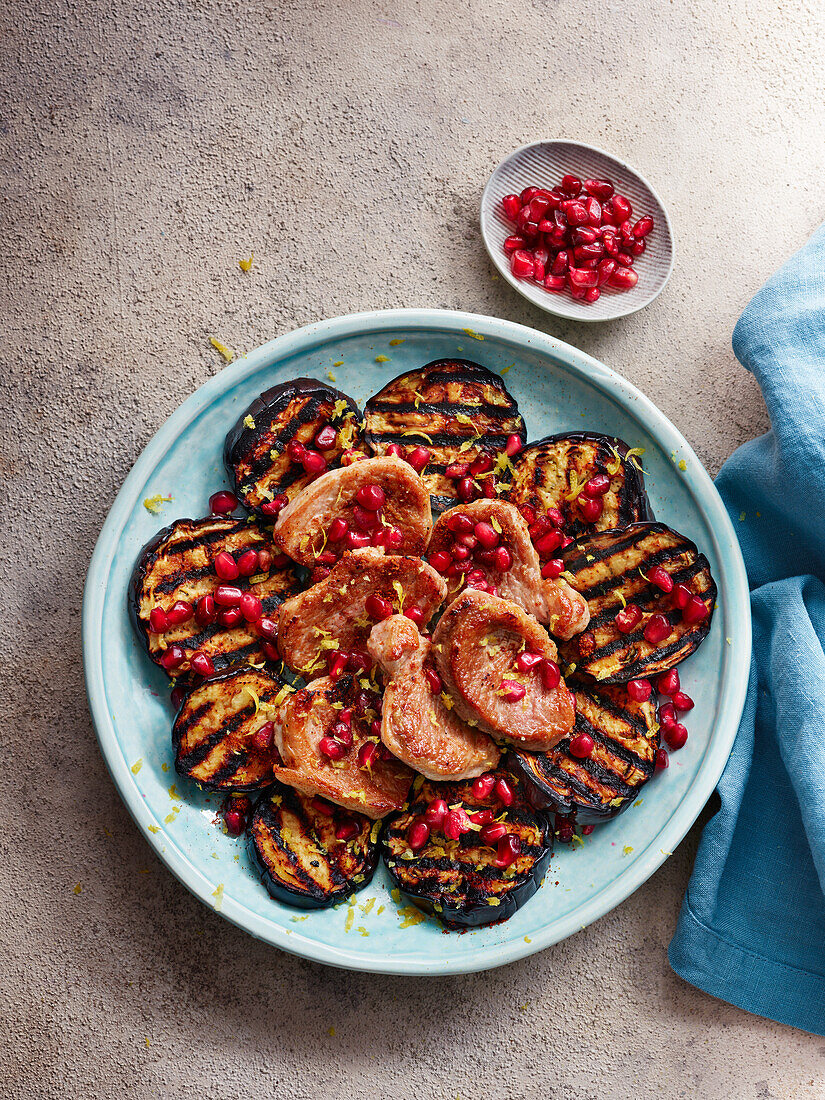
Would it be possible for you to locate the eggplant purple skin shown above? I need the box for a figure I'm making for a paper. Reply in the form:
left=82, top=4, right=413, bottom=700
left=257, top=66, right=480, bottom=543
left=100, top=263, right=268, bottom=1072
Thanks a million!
left=513, top=753, right=642, bottom=825
left=128, top=516, right=189, bottom=661
left=247, top=784, right=379, bottom=910
left=223, top=377, right=363, bottom=511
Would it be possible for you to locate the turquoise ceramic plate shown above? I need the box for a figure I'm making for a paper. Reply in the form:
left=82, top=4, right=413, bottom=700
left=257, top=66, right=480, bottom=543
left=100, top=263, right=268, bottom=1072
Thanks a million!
left=83, top=308, right=750, bottom=974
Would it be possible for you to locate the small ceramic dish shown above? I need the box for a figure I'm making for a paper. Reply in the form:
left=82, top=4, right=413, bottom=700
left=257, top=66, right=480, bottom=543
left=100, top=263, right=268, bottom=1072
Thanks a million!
left=481, top=139, right=675, bottom=322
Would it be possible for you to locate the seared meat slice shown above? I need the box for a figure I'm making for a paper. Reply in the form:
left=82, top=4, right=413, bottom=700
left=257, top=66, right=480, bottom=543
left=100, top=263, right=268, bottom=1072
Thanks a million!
left=273, top=455, right=433, bottom=567
left=432, top=589, right=576, bottom=752
left=272, top=675, right=414, bottom=818
left=277, top=548, right=447, bottom=677
left=367, top=615, right=501, bottom=780
left=428, top=499, right=590, bottom=640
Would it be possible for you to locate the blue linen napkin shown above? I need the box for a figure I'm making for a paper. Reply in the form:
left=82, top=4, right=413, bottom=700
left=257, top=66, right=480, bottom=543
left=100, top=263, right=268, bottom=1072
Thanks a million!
left=668, top=223, right=825, bottom=1035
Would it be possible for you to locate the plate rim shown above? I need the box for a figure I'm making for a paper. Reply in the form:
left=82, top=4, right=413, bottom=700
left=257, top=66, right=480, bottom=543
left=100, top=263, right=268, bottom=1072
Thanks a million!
left=83, top=306, right=750, bottom=975
left=480, top=137, right=676, bottom=321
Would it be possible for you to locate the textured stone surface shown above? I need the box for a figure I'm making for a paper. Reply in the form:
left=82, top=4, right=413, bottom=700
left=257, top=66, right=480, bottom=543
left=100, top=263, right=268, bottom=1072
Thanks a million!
left=2, top=0, right=825, bottom=1096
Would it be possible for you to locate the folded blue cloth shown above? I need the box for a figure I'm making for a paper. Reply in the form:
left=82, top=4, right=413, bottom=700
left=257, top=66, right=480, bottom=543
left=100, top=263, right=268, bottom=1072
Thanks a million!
left=669, top=224, right=825, bottom=1035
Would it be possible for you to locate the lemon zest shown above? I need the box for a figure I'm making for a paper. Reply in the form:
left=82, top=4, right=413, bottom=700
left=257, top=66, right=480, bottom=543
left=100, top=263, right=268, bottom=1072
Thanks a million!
left=143, top=494, right=172, bottom=515
left=209, top=337, right=234, bottom=362
left=238, top=253, right=254, bottom=272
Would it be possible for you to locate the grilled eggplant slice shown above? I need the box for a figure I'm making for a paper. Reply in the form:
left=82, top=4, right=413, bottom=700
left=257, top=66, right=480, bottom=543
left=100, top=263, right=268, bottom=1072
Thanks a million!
left=511, top=679, right=659, bottom=821
left=249, top=784, right=379, bottom=909
left=225, top=378, right=364, bottom=515
left=382, top=769, right=552, bottom=927
left=559, top=522, right=717, bottom=683
left=173, top=666, right=291, bottom=791
left=364, top=360, right=525, bottom=511
left=130, top=516, right=302, bottom=677
left=504, top=431, right=652, bottom=538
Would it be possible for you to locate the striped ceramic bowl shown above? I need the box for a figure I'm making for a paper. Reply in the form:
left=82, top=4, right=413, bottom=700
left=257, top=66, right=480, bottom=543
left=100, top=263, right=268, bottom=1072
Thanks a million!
left=481, top=139, right=674, bottom=322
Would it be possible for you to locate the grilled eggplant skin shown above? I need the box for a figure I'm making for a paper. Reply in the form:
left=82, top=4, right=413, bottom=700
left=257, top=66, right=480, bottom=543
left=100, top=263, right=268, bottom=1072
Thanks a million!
left=364, top=360, right=526, bottom=511
left=504, top=431, right=653, bottom=537
left=249, top=784, right=379, bottom=909
left=225, top=378, right=364, bottom=515
left=559, top=522, right=717, bottom=683
left=382, top=770, right=552, bottom=928
left=511, top=679, right=660, bottom=822
left=130, top=515, right=301, bottom=678
left=173, top=666, right=290, bottom=791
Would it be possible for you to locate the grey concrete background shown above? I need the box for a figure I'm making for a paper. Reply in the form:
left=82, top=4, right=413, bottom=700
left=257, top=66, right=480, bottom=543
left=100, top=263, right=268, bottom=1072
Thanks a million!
left=2, top=0, right=824, bottom=1096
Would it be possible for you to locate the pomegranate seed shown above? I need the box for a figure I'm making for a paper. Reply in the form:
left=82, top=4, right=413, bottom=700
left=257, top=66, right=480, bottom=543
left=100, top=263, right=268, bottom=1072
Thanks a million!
left=551, top=250, right=570, bottom=275
left=505, top=434, right=523, bottom=457
left=597, top=258, right=617, bottom=285
left=532, top=253, right=546, bottom=282
left=544, top=274, right=566, bottom=292
left=603, top=234, right=620, bottom=257
left=474, top=521, right=499, bottom=549
left=472, top=775, right=496, bottom=799
left=556, top=819, right=574, bottom=843
left=425, top=799, right=448, bottom=829
left=495, top=834, right=521, bottom=868
left=659, top=702, right=677, bottom=729
left=429, top=550, right=452, bottom=574
left=261, top=640, right=280, bottom=661
left=568, top=266, right=598, bottom=289
left=452, top=544, right=471, bottom=563
left=214, top=551, right=239, bottom=581
left=584, top=178, right=614, bottom=201
left=302, top=449, right=327, bottom=476
left=356, top=483, right=386, bottom=511
left=445, top=462, right=470, bottom=480
left=149, top=607, right=169, bottom=633
left=665, top=723, right=688, bottom=751
left=516, top=651, right=543, bottom=674
left=573, top=225, right=600, bottom=245
left=406, top=446, right=431, bottom=473
left=335, top=819, right=360, bottom=842
left=657, top=668, right=680, bottom=696
left=190, top=651, right=215, bottom=677
left=209, top=490, right=239, bottom=515
left=470, top=453, right=493, bottom=477
left=257, top=617, right=278, bottom=641
left=541, top=558, right=565, bottom=579
left=385, top=443, right=404, bottom=458
left=365, top=593, right=393, bottom=620
left=632, top=215, right=654, bottom=239
left=511, top=249, right=536, bottom=278
left=252, top=721, right=274, bottom=750
left=520, top=186, right=539, bottom=204
left=584, top=196, right=602, bottom=226
left=345, top=529, right=372, bottom=550
left=492, top=545, right=513, bottom=571
left=328, top=517, right=349, bottom=542
left=170, top=685, right=187, bottom=709
left=540, top=659, right=561, bottom=691
left=500, top=680, right=526, bottom=703
left=260, top=493, right=288, bottom=517
left=470, top=808, right=495, bottom=825
left=480, top=821, right=507, bottom=845
left=502, top=194, right=521, bottom=220
left=574, top=242, right=604, bottom=264
left=195, top=594, right=217, bottom=626
left=672, top=691, right=694, bottom=713
left=287, top=439, right=307, bottom=462
left=534, top=529, right=564, bottom=556
left=611, top=194, right=633, bottom=223
left=407, top=821, right=430, bottom=851
left=561, top=174, right=581, bottom=195
left=370, top=718, right=383, bottom=738
left=569, top=732, right=595, bottom=759
left=559, top=535, right=574, bottom=549
left=328, top=652, right=348, bottom=681
left=655, top=747, right=669, bottom=769
left=627, top=679, right=652, bottom=702
left=584, top=473, right=610, bottom=497
left=631, top=239, right=646, bottom=257
left=160, top=646, right=184, bottom=671
left=239, top=592, right=263, bottom=622
left=482, top=479, right=497, bottom=500
left=607, top=267, right=638, bottom=290
left=405, top=606, right=426, bottom=627
left=424, top=667, right=442, bottom=694
left=316, top=549, right=337, bottom=565
left=673, top=583, right=692, bottom=610
left=311, top=424, right=336, bottom=450
left=457, top=477, right=479, bottom=502
left=319, top=736, right=347, bottom=761
left=332, top=721, right=353, bottom=746
left=504, top=234, right=527, bottom=254
left=223, top=810, right=245, bottom=836
left=353, top=504, right=380, bottom=531
left=579, top=496, right=603, bottom=523
left=644, top=613, right=671, bottom=645
left=584, top=288, right=601, bottom=303
left=236, top=549, right=259, bottom=577
left=616, top=603, right=643, bottom=633
left=582, top=824, right=595, bottom=836
left=218, top=607, right=243, bottom=628
left=683, top=596, right=709, bottom=624
left=346, top=652, right=370, bottom=675
left=357, top=742, right=378, bottom=770
left=563, top=201, right=589, bottom=227
left=495, top=777, right=514, bottom=806
left=446, top=511, right=474, bottom=535
left=214, top=584, right=243, bottom=607
left=649, top=565, right=674, bottom=593
left=444, top=808, right=470, bottom=840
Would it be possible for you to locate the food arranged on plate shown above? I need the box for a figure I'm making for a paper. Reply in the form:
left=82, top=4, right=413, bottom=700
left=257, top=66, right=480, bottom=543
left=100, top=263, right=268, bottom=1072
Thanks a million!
left=500, top=174, right=656, bottom=303
left=130, top=358, right=716, bottom=927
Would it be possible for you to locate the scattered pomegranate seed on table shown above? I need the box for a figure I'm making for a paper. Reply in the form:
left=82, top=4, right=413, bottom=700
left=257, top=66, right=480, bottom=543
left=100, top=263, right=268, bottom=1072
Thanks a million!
left=500, top=176, right=654, bottom=303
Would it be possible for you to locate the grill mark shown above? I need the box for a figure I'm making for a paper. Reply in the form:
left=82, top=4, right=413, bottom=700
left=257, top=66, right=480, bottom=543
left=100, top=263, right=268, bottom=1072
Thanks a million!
left=153, top=563, right=215, bottom=594
left=585, top=565, right=713, bottom=635
left=574, top=711, right=652, bottom=771
left=367, top=398, right=519, bottom=421
left=367, top=429, right=514, bottom=447
left=577, top=549, right=696, bottom=604
left=208, top=748, right=250, bottom=785
left=564, top=525, right=659, bottom=572
left=147, top=522, right=241, bottom=562
left=173, top=699, right=215, bottom=741
left=259, top=810, right=323, bottom=896
left=537, top=755, right=636, bottom=801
